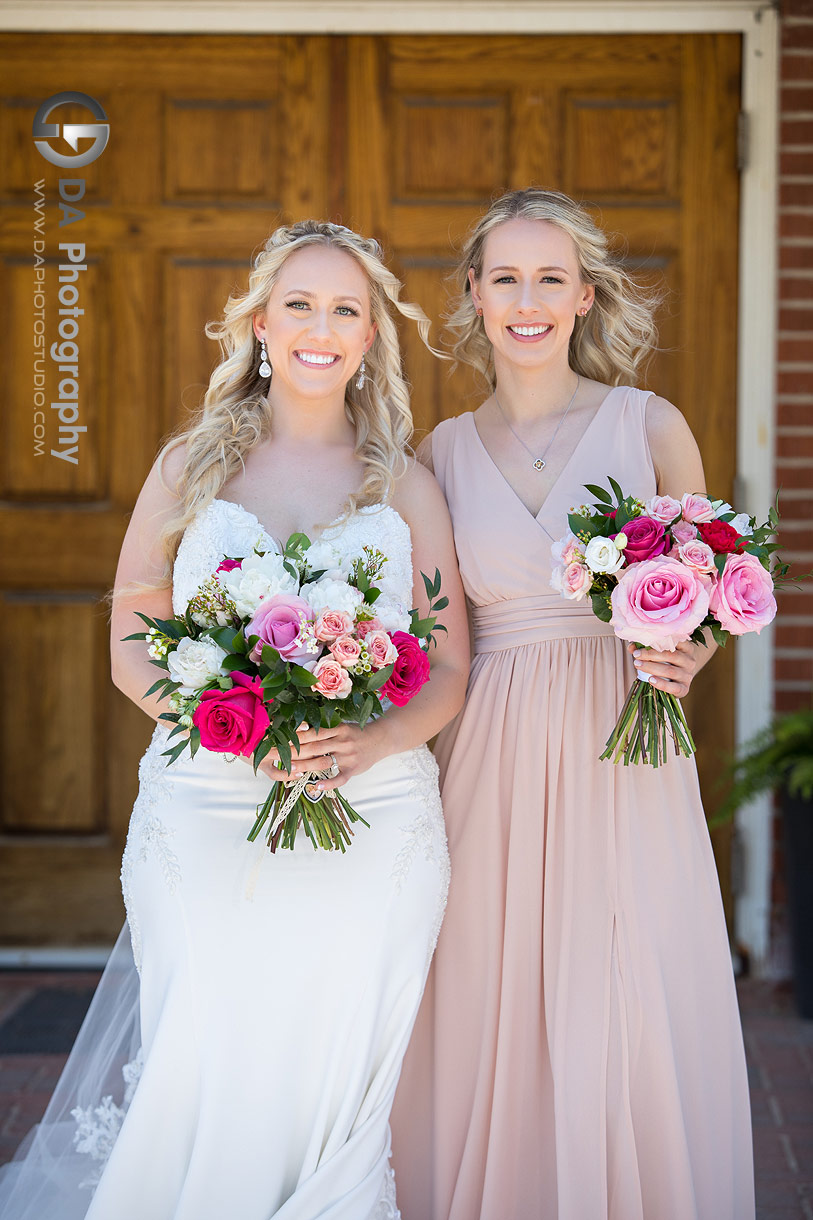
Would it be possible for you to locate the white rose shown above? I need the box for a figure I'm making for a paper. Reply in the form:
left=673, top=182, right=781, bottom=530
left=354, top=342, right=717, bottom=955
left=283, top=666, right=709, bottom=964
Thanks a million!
left=583, top=535, right=625, bottom=575
left=217, top=502, right=270, bottom=556
left=728, top=512, right=754, bottom=536
left=166, top=636, right=228, bottom=696
left=373, top=597, right=411, bottom=634
left=220, top=552, right=298, bottom=617
left=302, top=578, right=365, bottom=617
left=303, top=539, right=350, bottom=580
left=711, top=499, right=734, bottom=519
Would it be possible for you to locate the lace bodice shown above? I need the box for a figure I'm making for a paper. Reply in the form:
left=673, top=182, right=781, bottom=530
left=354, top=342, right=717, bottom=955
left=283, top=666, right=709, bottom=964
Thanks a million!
left=171, top=498, right=414, bottom=615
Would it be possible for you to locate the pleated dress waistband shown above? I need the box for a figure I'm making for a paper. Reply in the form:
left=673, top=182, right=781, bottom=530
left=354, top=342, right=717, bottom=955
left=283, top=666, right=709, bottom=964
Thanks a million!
left=471, top=595, right=618, bottom=654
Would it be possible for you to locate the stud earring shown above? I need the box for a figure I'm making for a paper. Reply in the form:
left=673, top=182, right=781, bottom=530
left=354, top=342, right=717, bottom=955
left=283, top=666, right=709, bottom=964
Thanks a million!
left=578, top=308, right=589, bottom=317
left=258, top=338, right=272, bottom=378
left=477, top=308, right=483, bottom=317
left=356, top=353, right=366, bottom=391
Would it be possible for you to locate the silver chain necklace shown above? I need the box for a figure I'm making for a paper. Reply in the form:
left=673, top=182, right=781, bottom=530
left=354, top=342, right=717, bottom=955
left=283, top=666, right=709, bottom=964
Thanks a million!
left=493, top=375, right=581, bottom=471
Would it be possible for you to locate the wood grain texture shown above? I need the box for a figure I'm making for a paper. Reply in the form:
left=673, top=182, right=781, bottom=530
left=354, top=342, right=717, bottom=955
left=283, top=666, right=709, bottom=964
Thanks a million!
left=0, top=30, right=742, bottom=943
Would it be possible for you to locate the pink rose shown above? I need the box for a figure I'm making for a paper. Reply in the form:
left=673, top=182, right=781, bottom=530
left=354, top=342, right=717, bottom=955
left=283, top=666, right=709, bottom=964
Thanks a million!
left=614, top=516, right=669, bottom=564
left=610, top=556, right=710, bottom=651
left=552, top=531, right=582, bottom=566
left=708, top=553, right=777, bottom=636
left=645, top=495, right=682, bottom=525
left=356, top=616, right=383, bottom=640
left=680, top=492, right=715, bottom=524
left=314, top=610, right=354, bottom=642
left=670, top=519, right=698, bottom=546
left=330, top=634, right=362, bottom=667
left=677, top=539, right=717, bottom=574
left=245, top=594, right=314, bottom=664
left=551, top=562, right=592, bottom=601
left=192, top=671, right=270, bottom=756
left=216, top=558, right=243, bottom=574
left=313, top=656, right=353, bottom=699
left=366, top=629, right=398, bottom=669
left=380, top=632, right=431, bottom=707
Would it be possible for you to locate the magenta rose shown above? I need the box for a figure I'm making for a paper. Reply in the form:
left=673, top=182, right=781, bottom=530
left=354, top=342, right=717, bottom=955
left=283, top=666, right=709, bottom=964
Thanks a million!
left=330, top=634, right=362, bottom=667
left=314, top=610, right=354, bottom=643
left=708, top=553, right=777, bottom=636
left=614, top=516, right=669, bottom=565
left=380, top=631, right=430, bottom=707
left=313, top=656, right=353, bottom=699
left=610, top=556, right=710, bottom=651
left=245, top=594, right=314, bottom=664
left=216, top=558, right=243, bottom=574
left=192, top=671, right=270, bottom=756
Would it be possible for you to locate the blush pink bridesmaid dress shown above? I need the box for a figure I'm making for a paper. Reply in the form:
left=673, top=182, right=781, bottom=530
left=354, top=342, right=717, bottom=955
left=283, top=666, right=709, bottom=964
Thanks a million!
left=390, top=387, right=755, bottom=1220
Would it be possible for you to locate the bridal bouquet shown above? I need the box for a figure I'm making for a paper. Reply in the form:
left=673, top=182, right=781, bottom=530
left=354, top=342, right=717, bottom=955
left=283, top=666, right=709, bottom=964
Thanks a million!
left=126, top=532, right=446, bottom=851
left=550, top=480, right=787, bottom=766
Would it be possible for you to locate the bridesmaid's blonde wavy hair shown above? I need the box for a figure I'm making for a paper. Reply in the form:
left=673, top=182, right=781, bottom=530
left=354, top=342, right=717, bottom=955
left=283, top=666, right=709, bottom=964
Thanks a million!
left=148, top=220, right=434, bottom=587
left=447, top=188, right=660, bottom=389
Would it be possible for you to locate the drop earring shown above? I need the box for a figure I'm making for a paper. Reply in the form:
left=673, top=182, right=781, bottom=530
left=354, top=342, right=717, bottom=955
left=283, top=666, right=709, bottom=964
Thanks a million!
left=258, top=338, right=272, bottom=378
left=356, top=353, right=366, bottom=391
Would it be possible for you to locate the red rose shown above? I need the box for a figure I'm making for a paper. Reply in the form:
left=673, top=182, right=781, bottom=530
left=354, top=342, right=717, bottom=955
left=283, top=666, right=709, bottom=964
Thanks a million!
left=614, top=516, right=669, bottom=564
left=380, top=631, right=430, bottom=707
left=216, top=558, right=243, bottom=573
left=192, top=671, right=270, bottom=756
left=697, top=519, right=748, bottom=555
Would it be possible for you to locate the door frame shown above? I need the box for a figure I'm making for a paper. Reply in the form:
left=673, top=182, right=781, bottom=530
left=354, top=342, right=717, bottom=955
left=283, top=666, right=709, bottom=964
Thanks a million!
left=0, top=1, right=779, bottom=970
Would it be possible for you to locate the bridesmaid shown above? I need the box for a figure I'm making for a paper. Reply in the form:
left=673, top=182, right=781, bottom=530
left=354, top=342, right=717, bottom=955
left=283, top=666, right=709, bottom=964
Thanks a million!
left=390, top=189, right=755, bottom=1220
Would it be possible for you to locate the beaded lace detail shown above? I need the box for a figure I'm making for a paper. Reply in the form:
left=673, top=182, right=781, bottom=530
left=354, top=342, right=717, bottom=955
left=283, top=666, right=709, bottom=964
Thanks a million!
left=374, top=1162, right=400, bottom=1218
left=120, top=722, right=178, bottom=973
left=71, top=1048, right=144, bottom=1190
left=392, top=745, right=450, bottom=967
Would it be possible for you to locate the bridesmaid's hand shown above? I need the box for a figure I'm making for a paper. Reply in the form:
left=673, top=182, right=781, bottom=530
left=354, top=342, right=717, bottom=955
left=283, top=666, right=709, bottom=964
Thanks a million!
left=626, top=640, right=701, bottom=698
left=257, top=721, right=390, bottom=792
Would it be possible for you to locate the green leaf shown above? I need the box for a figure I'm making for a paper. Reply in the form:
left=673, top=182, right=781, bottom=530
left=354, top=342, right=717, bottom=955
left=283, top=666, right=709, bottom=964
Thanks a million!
left=714, top=553, right=728, bottom=578
left=432, top=595, right=449, bottom=612
left=590, top=592, right=612, bottom=623
left=608, top=475, right=624, bottom=504
left=365, top=664, right=394, bottom=690
left=710, top=621, right=729, bottom=648
left=289, top=663, right=318, bottom=689
left=584, top=482, right=612, bottom=503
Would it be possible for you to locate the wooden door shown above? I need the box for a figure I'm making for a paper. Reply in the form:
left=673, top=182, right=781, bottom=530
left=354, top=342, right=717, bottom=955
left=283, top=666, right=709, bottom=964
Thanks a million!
left=0, top=32, right=741, bottom=945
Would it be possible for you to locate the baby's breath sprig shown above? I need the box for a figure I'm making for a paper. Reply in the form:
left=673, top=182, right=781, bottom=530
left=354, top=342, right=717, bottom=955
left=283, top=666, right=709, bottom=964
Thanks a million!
left=187, top=577, right=240, bottom=628
left=146, top=626, right=173, bottom=660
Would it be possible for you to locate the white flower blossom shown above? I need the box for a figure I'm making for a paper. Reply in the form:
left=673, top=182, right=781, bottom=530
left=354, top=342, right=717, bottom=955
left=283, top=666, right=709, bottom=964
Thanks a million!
left=302, top=577, right=365, bottom=618
left=167, top=637, right=228, bottom=695
left=728, top=512, right=754, bottom=536
left=220, top=552, right=298, bottom=617
left=303, top=539, right=351, bottom=580
left=583, top=535, right=625, bottom=575
left=373, top=597, right=411, bottom=634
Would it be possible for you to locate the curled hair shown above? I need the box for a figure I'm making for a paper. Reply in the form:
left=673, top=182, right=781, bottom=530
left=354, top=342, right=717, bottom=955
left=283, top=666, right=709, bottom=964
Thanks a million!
left=447, top=188, right=661, bottom=389
left=148, top=220, right=435, bottom=587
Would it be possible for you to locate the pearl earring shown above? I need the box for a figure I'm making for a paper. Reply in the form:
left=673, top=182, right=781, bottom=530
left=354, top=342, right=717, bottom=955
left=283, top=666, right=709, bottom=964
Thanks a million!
left=258, top=338, right=271, bottom=378
left=356, top=353, right=366, bottom=391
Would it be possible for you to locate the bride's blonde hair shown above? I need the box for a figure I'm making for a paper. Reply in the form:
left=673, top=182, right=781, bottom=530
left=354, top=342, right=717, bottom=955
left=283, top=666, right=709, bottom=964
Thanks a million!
left=149, top=220, right=433, bottom=587
left=447, top=188, right=660, bottom=389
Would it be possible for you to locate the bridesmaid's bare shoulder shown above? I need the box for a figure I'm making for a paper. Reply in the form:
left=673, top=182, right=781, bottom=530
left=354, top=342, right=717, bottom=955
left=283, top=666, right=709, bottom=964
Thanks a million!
left=643, top=394, right=706, bottom=497
left=390, top=454, right=449, bottom=528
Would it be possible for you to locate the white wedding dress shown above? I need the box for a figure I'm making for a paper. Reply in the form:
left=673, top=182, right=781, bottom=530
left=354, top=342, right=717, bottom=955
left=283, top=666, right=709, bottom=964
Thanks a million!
left=0, top=499, right=450, bottom=1220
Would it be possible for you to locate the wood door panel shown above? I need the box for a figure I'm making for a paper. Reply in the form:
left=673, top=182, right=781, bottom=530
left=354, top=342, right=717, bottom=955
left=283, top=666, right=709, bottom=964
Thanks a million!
left=0, top=30, right=741, bottom=943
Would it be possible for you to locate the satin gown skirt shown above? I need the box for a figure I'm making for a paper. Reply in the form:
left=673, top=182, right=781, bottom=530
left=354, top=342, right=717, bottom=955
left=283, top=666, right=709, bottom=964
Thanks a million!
left=89, top=726, right=448, bottom=1220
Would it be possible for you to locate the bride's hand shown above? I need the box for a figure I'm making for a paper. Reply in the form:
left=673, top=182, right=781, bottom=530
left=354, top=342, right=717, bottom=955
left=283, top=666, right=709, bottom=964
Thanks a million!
left=257, top=722, right=390, bottom=792
left=627, top=640, right=701, bottom=698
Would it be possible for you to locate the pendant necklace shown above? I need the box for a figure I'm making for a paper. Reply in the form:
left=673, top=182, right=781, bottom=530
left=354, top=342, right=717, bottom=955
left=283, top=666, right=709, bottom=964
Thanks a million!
left=494, top=374, right=581, bottom=471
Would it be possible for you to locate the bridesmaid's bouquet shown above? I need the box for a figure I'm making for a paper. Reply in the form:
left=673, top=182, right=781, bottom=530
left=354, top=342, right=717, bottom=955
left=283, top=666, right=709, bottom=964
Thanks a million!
left=550, top=480, right=788, bottom=766
left=126, top=532, right=446, bottom=851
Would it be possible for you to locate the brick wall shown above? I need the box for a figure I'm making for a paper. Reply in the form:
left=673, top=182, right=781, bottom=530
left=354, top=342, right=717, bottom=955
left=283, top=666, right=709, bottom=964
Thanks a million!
left=769, top=0, right=812, bottom=971
left=775, top=0, right=813, bottom=715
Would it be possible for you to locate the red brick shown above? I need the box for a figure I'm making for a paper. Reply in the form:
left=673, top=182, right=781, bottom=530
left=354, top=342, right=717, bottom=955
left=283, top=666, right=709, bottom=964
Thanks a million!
left=778, top=370, right=813, bottom=394
left=781, top=150, right=813, bottom=176
left=780, top=212, right=813, bottom=242
left=777, top=429, right=813, bottom=455
left=783, top=23, right=813, bottom=49
left=777, top=400, right=813, bottom=426
left=781, top=83, right=813, bottom=110
left=782, top=0, right=813, bottom=15
left=781, top=118, right=813, bottom=145
left=778, top=524, right=813, bottom=551
left=775, top=685, right=811, bottom=713
left=778, top=338, right=813, bottom=363
left=781, top=54, right=813, bottom=83
left=780, top=181, right=813, bottom=207
left=777, top=588, right=813, bottom=615
left=778, top=271, right=813, bottom=298
left=780, top=243, right=813, bottom=270
left=776, top=621, right=813, bottom=648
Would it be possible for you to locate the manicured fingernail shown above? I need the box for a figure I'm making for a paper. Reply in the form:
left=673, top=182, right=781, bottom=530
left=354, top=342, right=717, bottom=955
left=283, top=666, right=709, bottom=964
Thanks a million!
left=638, top=671, right=653, bottom=683
left=633, top=650, right=642, bottom=658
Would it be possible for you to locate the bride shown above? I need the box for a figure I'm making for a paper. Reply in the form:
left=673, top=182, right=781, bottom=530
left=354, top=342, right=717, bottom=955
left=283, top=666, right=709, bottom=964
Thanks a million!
left=0, top=220, right=469, bottom=1220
